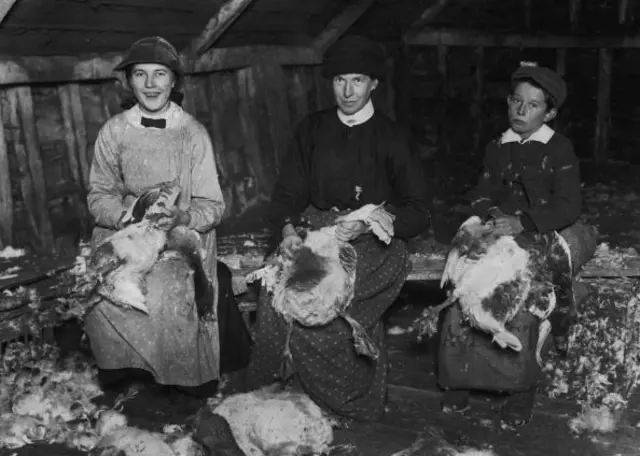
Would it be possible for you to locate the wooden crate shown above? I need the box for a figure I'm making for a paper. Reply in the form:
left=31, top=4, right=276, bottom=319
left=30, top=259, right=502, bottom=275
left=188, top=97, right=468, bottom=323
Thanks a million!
left=218, top=232, right=640, bottom=320
left=0, top=254, right=79, bottom=344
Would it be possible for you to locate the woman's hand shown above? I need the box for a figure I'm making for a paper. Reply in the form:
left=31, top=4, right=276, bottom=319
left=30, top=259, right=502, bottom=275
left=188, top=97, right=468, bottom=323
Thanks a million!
left=153, top=207, right=191, bottom=230
left=491, top=215, right=524, bottom=236
left=115, top=210, right=128, bottom=230
left=335, top=220, right=369, bottom=242
left=281, top=234, right=303, bottom=258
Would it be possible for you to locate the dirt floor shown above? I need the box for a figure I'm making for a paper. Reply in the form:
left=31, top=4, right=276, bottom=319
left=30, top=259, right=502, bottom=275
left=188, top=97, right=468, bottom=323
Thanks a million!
left=5, top=159, right=640, bottom=456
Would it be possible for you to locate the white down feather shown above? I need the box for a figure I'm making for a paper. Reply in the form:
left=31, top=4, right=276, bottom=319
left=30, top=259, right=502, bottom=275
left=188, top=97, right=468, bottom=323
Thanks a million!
left=94, top=221, right=167, bottom=314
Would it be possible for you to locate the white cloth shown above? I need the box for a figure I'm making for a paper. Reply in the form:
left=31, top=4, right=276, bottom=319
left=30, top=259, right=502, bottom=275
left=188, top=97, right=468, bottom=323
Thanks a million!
left=337, top=99, right=375, bottom=127
left=125, top=101, right=183, bottom=129
left=500, top=124, right=555, bottom=145
left=336, top=203, right=395, bottom=245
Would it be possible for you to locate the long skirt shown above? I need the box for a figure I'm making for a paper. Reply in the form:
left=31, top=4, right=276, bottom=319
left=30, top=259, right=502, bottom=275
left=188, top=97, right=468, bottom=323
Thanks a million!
left=247, top=211, right=409, bottom=421
left=84, top=260, right=252, bottom=387
left=84, top=254, right=220, bottom=387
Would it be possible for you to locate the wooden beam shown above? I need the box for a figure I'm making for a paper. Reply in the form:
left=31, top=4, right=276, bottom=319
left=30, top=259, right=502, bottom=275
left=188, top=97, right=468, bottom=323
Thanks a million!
left=312, top=0, right=377, bottom=54
left=0, top=0, right=17, bottom=25
left=594, top=48, right=613, bottom=161
left=524, top=0, right=532, bottom=30
left=0, top=45, right=321, bottom=86
left=185, top=0, right=255, bottom=57
left=437, top=44, right=449, bottom=157
left=619, top=0, right=630, bottom=23
left=404, top=27, right=640, bottom=49
left=403, top=0, right=450, bottom=41
left=188, top=45, right=320, bottom=73
left=471, top=46, right=485, bottom=152
left=570, top=0, right=582, bottom=33
left=0, top=109, right=12, bottom=248
left=393, top=44, right=412, bottom=126
left=554, top=48, right=567, bottom=132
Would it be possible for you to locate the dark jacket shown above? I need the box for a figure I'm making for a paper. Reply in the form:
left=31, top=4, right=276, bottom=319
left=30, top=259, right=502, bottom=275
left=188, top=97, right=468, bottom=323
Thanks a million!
left=267, top=108, right=431, bottom=240
left=468, top=131, right=581, bottom=234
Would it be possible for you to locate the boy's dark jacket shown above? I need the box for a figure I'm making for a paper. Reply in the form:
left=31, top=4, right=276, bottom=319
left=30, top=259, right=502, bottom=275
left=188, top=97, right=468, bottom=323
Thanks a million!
left=468, top=131, right=581, bottom=234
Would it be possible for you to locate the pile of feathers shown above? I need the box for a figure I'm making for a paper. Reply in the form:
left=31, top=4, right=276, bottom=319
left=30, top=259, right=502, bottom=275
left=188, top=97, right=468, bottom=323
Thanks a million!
left=541, top=246, right=640, bottom=434
left=0, top=341, right=103, bottom=450
left=0, top=341, right=205, bottom=454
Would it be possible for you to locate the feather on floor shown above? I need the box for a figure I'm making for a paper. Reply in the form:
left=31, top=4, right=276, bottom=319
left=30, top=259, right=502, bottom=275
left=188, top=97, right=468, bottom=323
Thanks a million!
left=389, top=426, right=498, bottom=456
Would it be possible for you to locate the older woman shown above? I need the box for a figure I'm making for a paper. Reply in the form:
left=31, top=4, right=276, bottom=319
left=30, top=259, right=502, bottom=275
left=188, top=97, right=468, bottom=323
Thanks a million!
left=246, top=35, right=431, bottom=421
left=85, top=36, right=251, bottom=396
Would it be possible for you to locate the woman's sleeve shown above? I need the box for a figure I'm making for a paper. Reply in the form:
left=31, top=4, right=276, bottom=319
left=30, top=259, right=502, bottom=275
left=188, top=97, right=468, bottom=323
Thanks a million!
left=385, top=127, right=431, bottom=240
left=266, top=119, right=311, bottom=232
left=187, top=127, right=226, bottom=233
left=87, top=123, right=126, bottom=229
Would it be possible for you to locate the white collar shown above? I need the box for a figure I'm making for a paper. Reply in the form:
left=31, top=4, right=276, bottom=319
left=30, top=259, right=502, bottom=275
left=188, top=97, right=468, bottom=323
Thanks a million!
left=337, top=99, right=375, bottom=127
left=500, top=124, right=555, bottom=145
left=125, top=101, right=183, bottom=129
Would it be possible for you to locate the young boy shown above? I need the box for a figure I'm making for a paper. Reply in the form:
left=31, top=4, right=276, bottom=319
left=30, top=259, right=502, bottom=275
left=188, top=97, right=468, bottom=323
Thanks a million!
left=470, top=62, right=580, bottom=236
left=438, top=63, right=582, bottom=427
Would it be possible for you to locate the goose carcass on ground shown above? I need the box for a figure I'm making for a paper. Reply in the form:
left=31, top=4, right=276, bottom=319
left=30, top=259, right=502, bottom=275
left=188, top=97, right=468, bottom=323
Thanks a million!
left=209, top=384, right=334, bottom=456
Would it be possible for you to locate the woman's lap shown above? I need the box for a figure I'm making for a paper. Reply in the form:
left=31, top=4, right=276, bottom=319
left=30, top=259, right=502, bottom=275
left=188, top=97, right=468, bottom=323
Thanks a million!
left=84, top=255, right=219, bottom=386
left=247, top=235, right=409, bottom=420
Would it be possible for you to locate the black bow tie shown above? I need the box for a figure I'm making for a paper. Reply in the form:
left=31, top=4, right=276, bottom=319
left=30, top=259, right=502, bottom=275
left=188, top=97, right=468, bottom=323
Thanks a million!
left=141, top=117, right=166, bottom=129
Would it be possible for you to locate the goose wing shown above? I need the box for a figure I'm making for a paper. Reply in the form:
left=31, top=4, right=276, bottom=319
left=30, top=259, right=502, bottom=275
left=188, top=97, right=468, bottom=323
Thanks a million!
left=440, top=216, right=483, bottom=288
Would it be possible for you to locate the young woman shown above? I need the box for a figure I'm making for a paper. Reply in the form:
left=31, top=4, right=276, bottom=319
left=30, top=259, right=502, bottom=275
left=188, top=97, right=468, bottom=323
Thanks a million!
left=85, top=36, right=250, bottom=396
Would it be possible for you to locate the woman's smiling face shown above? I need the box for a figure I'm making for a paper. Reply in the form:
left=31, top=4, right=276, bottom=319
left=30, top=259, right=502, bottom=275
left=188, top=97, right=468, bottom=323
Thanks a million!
left=129, top=63, right=175, bottom=114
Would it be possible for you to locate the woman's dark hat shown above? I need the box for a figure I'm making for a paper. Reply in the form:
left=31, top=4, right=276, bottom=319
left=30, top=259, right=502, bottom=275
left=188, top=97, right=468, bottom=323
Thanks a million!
left=511, top=62, right=567, bottom=108
left=114, top=36, right=182, bottom=75
left=322, top=35, right=386, bottom=80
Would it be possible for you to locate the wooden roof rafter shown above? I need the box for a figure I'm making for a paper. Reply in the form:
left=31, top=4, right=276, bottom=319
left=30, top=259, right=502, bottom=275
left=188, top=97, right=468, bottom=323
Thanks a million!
left=0, top=44, right=322, bottom=86
left=185, top=0, right=256, bottom=57
left=312, top=0, right=378, bottom=54
left=403, top=0, right=451, bottom=43
left=404, top=27, right=640, bottom=48
left=0, top=0, right=18, bottom=25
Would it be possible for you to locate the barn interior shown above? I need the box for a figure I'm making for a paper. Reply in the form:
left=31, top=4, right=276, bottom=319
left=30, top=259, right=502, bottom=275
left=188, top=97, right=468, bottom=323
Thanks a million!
left=1, top=0, right=640, bottom=454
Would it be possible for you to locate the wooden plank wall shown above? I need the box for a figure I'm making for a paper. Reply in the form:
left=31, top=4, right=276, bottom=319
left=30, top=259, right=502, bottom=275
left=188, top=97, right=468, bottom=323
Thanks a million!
left=0, top=53, right=396, bottom=254
left=401, top=44, right=621, bottom=170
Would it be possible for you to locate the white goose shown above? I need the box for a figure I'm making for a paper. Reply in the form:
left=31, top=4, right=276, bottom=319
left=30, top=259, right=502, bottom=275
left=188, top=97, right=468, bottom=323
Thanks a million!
left=415, top=216, right=572, bottom=362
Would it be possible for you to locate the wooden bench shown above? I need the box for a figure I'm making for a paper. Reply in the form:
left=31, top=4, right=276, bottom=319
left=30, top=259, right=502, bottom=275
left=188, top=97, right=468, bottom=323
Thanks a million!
left=0, top=253, right=80, bottom=344
left=217, top=233, right=640, bottom=319
left=2, top=233, right=639, bottom=344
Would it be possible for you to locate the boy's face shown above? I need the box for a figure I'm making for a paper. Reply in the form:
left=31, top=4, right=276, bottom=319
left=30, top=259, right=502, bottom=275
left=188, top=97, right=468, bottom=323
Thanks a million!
left=507, top=81, right=557, bottom=139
